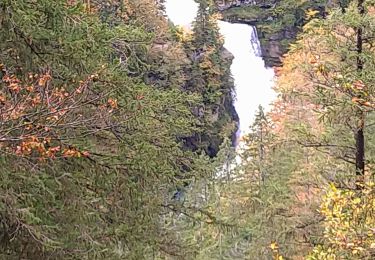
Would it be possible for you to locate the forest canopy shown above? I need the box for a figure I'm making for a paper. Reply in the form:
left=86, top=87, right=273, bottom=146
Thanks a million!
left=0, top=0, right=374, bottom=259
left=0, top=0, right=237, bottom=258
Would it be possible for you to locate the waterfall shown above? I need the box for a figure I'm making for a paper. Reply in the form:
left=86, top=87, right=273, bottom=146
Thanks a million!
left=165, top=0, right=275, bottom=139
left=250, top=27, right=262, bottom=57
left=218, top=21, right=275, bottom=138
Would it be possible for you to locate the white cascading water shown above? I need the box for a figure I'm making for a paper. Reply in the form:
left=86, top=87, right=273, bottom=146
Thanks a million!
left=165, top=0, right=275, bottom=140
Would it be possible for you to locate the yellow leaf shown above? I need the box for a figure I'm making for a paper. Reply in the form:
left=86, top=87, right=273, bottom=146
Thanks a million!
left=270, top=242, right=278, bottom=250
left=305, top=9, right=320, bottom=19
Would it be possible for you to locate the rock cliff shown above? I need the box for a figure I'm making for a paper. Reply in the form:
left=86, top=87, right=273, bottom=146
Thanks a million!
left=215, top=0, right=326, bottom=67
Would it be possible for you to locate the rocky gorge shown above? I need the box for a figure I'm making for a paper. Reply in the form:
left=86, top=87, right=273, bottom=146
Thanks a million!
left=214, top=0, right=327, bottom=67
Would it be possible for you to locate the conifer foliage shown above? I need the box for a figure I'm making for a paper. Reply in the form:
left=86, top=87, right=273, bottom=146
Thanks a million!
left=0, top=0, right=237, bottom=258
left=0, top=0, right=374, bottom=259
left=171, top=1, right=375, bottom=259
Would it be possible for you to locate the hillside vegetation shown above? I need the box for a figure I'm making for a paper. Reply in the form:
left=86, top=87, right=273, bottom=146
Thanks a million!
left=0, top=0, right=374, bottom=259
left=182, top=0, right=375, bottom=259
left=0, top=0, right=237, bottom=258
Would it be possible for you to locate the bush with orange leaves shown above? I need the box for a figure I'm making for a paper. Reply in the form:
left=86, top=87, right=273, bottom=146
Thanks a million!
left=0, top=64, right=113, bottom=161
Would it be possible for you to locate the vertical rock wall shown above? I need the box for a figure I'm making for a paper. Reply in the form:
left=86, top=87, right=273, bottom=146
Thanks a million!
left=215, top=0, right=326, bottom=67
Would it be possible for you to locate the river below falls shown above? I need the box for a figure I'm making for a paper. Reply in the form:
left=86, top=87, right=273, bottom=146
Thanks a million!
left=165, top=0, right=275, bottom=138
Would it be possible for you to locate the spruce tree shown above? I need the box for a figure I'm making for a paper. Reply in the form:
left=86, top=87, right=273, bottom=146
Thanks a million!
left=0, top=0, right=217, bottom=258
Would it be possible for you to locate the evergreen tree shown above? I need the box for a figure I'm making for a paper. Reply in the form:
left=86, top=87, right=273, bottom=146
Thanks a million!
left=0, top=0, right=218, bottom=258
left=302, top=0, right=375, bottom=184
left=183, top=0, right=238, bottom=157
left=241, top=105, right=274, bottom=184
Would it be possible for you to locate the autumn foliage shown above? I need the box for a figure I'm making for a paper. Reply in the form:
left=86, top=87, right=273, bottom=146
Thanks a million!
left=0, top=64, right=114, bottom=160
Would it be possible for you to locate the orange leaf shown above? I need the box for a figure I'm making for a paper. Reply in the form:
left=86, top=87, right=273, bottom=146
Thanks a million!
left=108, top=98, right=118, bottom=109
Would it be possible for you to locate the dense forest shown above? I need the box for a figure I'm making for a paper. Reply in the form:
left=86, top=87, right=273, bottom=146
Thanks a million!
left=0, top=0, right=374, bottom=259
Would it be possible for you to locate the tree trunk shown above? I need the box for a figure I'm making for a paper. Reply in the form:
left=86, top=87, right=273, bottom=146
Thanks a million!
left=355, top=0, right=365, bottom=179
left=355, top=117, right=365, bottom=176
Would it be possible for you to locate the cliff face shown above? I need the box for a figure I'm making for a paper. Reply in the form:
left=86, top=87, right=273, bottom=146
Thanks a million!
left=216, top=0, right=275, bottom=11
left=147, top=40, right=238, bottom=157
left=215, top=0, right=326, bottom=67
left=182, top=46, right=239, bottom=158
